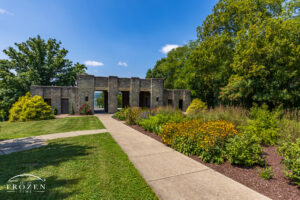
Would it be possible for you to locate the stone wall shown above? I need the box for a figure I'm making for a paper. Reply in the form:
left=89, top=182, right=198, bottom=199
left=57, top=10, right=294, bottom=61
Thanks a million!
left=30, top=86, right=77, bottom=114
left=30, top=75, right=191, bottom=114
left=77, top=75, right=94, bottom=113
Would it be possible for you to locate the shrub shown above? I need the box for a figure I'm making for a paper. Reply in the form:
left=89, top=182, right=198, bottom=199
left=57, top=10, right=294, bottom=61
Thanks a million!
left=9, top=92, right=54, bottom=122
left=161, top=119, right=238, bottom=163
left=71, top=102, right=75, bottom=115
left=225, top=132, right=264, bottom=166
left=138, top=112, right=185, bottom=134
left=113, top=107, right=129, bottom=120
left=186, top=99, right=207, bottom=115
left=0, top=109, right=5, bottom=121
left=53, top=106, right=58, bottom=115
left=259, top=167, right=274, bottom=180
left=125, top=107, right=143, bottom=125
left=278, top=138, right=300, bottom=186
left=79, top=102, right=92, bottom=115
left=243, top=104, right=281, bottom=145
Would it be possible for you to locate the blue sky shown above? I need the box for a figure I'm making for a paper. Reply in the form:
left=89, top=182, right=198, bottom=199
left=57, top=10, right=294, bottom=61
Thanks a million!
left=0, top=0, right=218, bottom=78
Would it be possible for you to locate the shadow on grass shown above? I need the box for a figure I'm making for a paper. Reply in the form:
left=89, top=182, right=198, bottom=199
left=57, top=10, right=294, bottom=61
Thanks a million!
left=0, top=141, right=93, bottom=199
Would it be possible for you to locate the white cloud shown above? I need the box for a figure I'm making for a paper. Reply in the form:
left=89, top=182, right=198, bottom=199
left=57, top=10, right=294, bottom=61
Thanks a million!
left=160, top=44, right=179, bottom=54
left=84, top=60, right=104, bottom=67
left=0, top=8, right=13, bottom=15
left=117, top=61, right=128, bottom=67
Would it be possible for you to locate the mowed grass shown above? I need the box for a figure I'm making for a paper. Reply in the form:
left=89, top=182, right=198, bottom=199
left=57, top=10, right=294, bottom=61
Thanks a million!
left=0, top=133, right=158, bottom=200
left=0, top=116, right=105, bottom=140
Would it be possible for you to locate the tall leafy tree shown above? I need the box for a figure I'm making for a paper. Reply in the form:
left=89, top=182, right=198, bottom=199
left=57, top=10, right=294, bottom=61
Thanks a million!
left=147, top=0, right=299, bottom=108
left=220, top=15, right=300, bottom=108
left=0, top=35, right=87, bottom=119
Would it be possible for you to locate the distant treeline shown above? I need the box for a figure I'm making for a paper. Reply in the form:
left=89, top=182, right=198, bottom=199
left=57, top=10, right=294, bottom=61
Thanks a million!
left=146, top=0, right=300, bottom=109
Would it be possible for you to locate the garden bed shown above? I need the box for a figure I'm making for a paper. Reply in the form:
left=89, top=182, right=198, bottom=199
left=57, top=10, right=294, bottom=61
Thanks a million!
left=122, top=118, right=300, bottom=200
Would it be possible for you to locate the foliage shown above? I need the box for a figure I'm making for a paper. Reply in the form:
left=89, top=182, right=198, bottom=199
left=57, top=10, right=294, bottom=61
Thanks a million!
left=160, top=119, right=238, bottom=163
left=259, top=167, right=274, bottom=180
left=0, top=35, right=87, bottom=119
left=220, top=16, right=300, bottom=108
left=187, top=105, right=249, bottom=127
left=151, top=106, right=182, bottom=116
left=9, top=92, right=54, bottom=122
left=146, top=45, right=194, bottom=89
left=113, top=107, right=130, bottom=121
left=278, top=118, right=300, bottom=142
left=79, top=102, right=92, bottom=115
left=71, top=103, right=75, bottom=115
left=283, top=108, right=300, bottom=122
left=96, top=92, right=104, bottom=108
left=53, top=106, right=58, bottom=115
left=186, top=98, right=207, bottom=115
left=0, top=109, right=5, bottom=122
left=125, top=107, right=143, bottom=125
left=243, top=104, right=281, bottom=145
left=138, top=112, right=185, bottom=134
left=147, top=0, right=299, bottom=109
left=278, top=138, right=300, bottom=186
left=225, top=132, right=264, bottom=166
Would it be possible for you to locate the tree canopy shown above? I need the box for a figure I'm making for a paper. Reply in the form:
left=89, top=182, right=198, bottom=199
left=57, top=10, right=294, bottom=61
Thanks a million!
left=0, top=35, right=87, bottom=119
left=147, top=0, right=300, bottom=108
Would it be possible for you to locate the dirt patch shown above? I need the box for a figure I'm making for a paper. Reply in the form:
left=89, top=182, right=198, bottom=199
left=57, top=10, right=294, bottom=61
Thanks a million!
left=119, top=118, right=300, bottom=200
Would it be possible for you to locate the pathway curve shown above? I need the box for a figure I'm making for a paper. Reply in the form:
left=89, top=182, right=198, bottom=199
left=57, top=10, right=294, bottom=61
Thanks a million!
left=0, top=129, right=107, bottom=155
left=97, top=114, right=270, bottom=200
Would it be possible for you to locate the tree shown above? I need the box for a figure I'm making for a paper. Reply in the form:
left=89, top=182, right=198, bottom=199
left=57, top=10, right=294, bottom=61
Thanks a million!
left=146, top=44, right=194, bottom=89
left=96, top=93, right=104, bottom=108
left=0, top=35, right=87, bottom=119
left=220, top=17, right=300, bottom=108
left=147, top=0, right=299, bottom=108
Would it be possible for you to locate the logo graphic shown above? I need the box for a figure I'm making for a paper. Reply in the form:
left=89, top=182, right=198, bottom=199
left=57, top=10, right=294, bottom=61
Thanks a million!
left=6, top=174, right=46, bottom=193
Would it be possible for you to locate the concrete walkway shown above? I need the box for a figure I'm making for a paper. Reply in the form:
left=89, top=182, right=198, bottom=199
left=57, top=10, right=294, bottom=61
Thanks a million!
left=0, top=129, right=107, bottom=155
left=97, top=114, right=270, bottom=200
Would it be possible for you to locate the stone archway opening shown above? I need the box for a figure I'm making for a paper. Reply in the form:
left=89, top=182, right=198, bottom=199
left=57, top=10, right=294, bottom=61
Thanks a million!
left=94, top=91, right=108, bottom=113
left=120, top=91, right=130, bottom=108
left=139, top=91, right=150, bottom=108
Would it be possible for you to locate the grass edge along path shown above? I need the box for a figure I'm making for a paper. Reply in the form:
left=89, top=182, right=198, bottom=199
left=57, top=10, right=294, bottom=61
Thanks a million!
left=0, top=116, right=105, bottom=140
left=0, top=133, right=158, bottom=200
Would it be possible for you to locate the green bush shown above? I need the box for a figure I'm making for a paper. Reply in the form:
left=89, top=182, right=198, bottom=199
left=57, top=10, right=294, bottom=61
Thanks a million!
left=113, top=107, right=130, bottom=120
left=79, top=102, right=92, bottom=115
left=225, top=132, right=264, bottom=166
left=186, top=98, right=207, bottom=115
left=53, top=106, right=58, bottom=115
left=278, top=138, right=300, bottom=186
left=243, top=104, right=281, bottom=145
left=71, top=102, right=75, bottom=115
left=125, top=107, right=143, bottom=125
left=9, top=92, right=54, bottom=122
left=259, top=167, right=274, bottom=180
left=0, top=109, right=5, bottom=121
left=138, top=112, right=185, bottom=134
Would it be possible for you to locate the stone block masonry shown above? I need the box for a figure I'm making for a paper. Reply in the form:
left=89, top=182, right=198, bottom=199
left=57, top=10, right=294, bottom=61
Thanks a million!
left=30, top=75, right=191, bottom=114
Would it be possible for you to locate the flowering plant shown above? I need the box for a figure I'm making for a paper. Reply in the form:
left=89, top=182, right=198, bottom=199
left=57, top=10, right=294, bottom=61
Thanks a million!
left=160, top=119, right=238, bottom=163
left=79, top=102, right=92, bottom=115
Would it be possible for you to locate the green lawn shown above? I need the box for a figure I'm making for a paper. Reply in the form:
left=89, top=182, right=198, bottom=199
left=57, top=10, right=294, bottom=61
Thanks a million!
left=0, top=133, right=158, bottom=200
left=0, top=116, right=105, bottom=140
